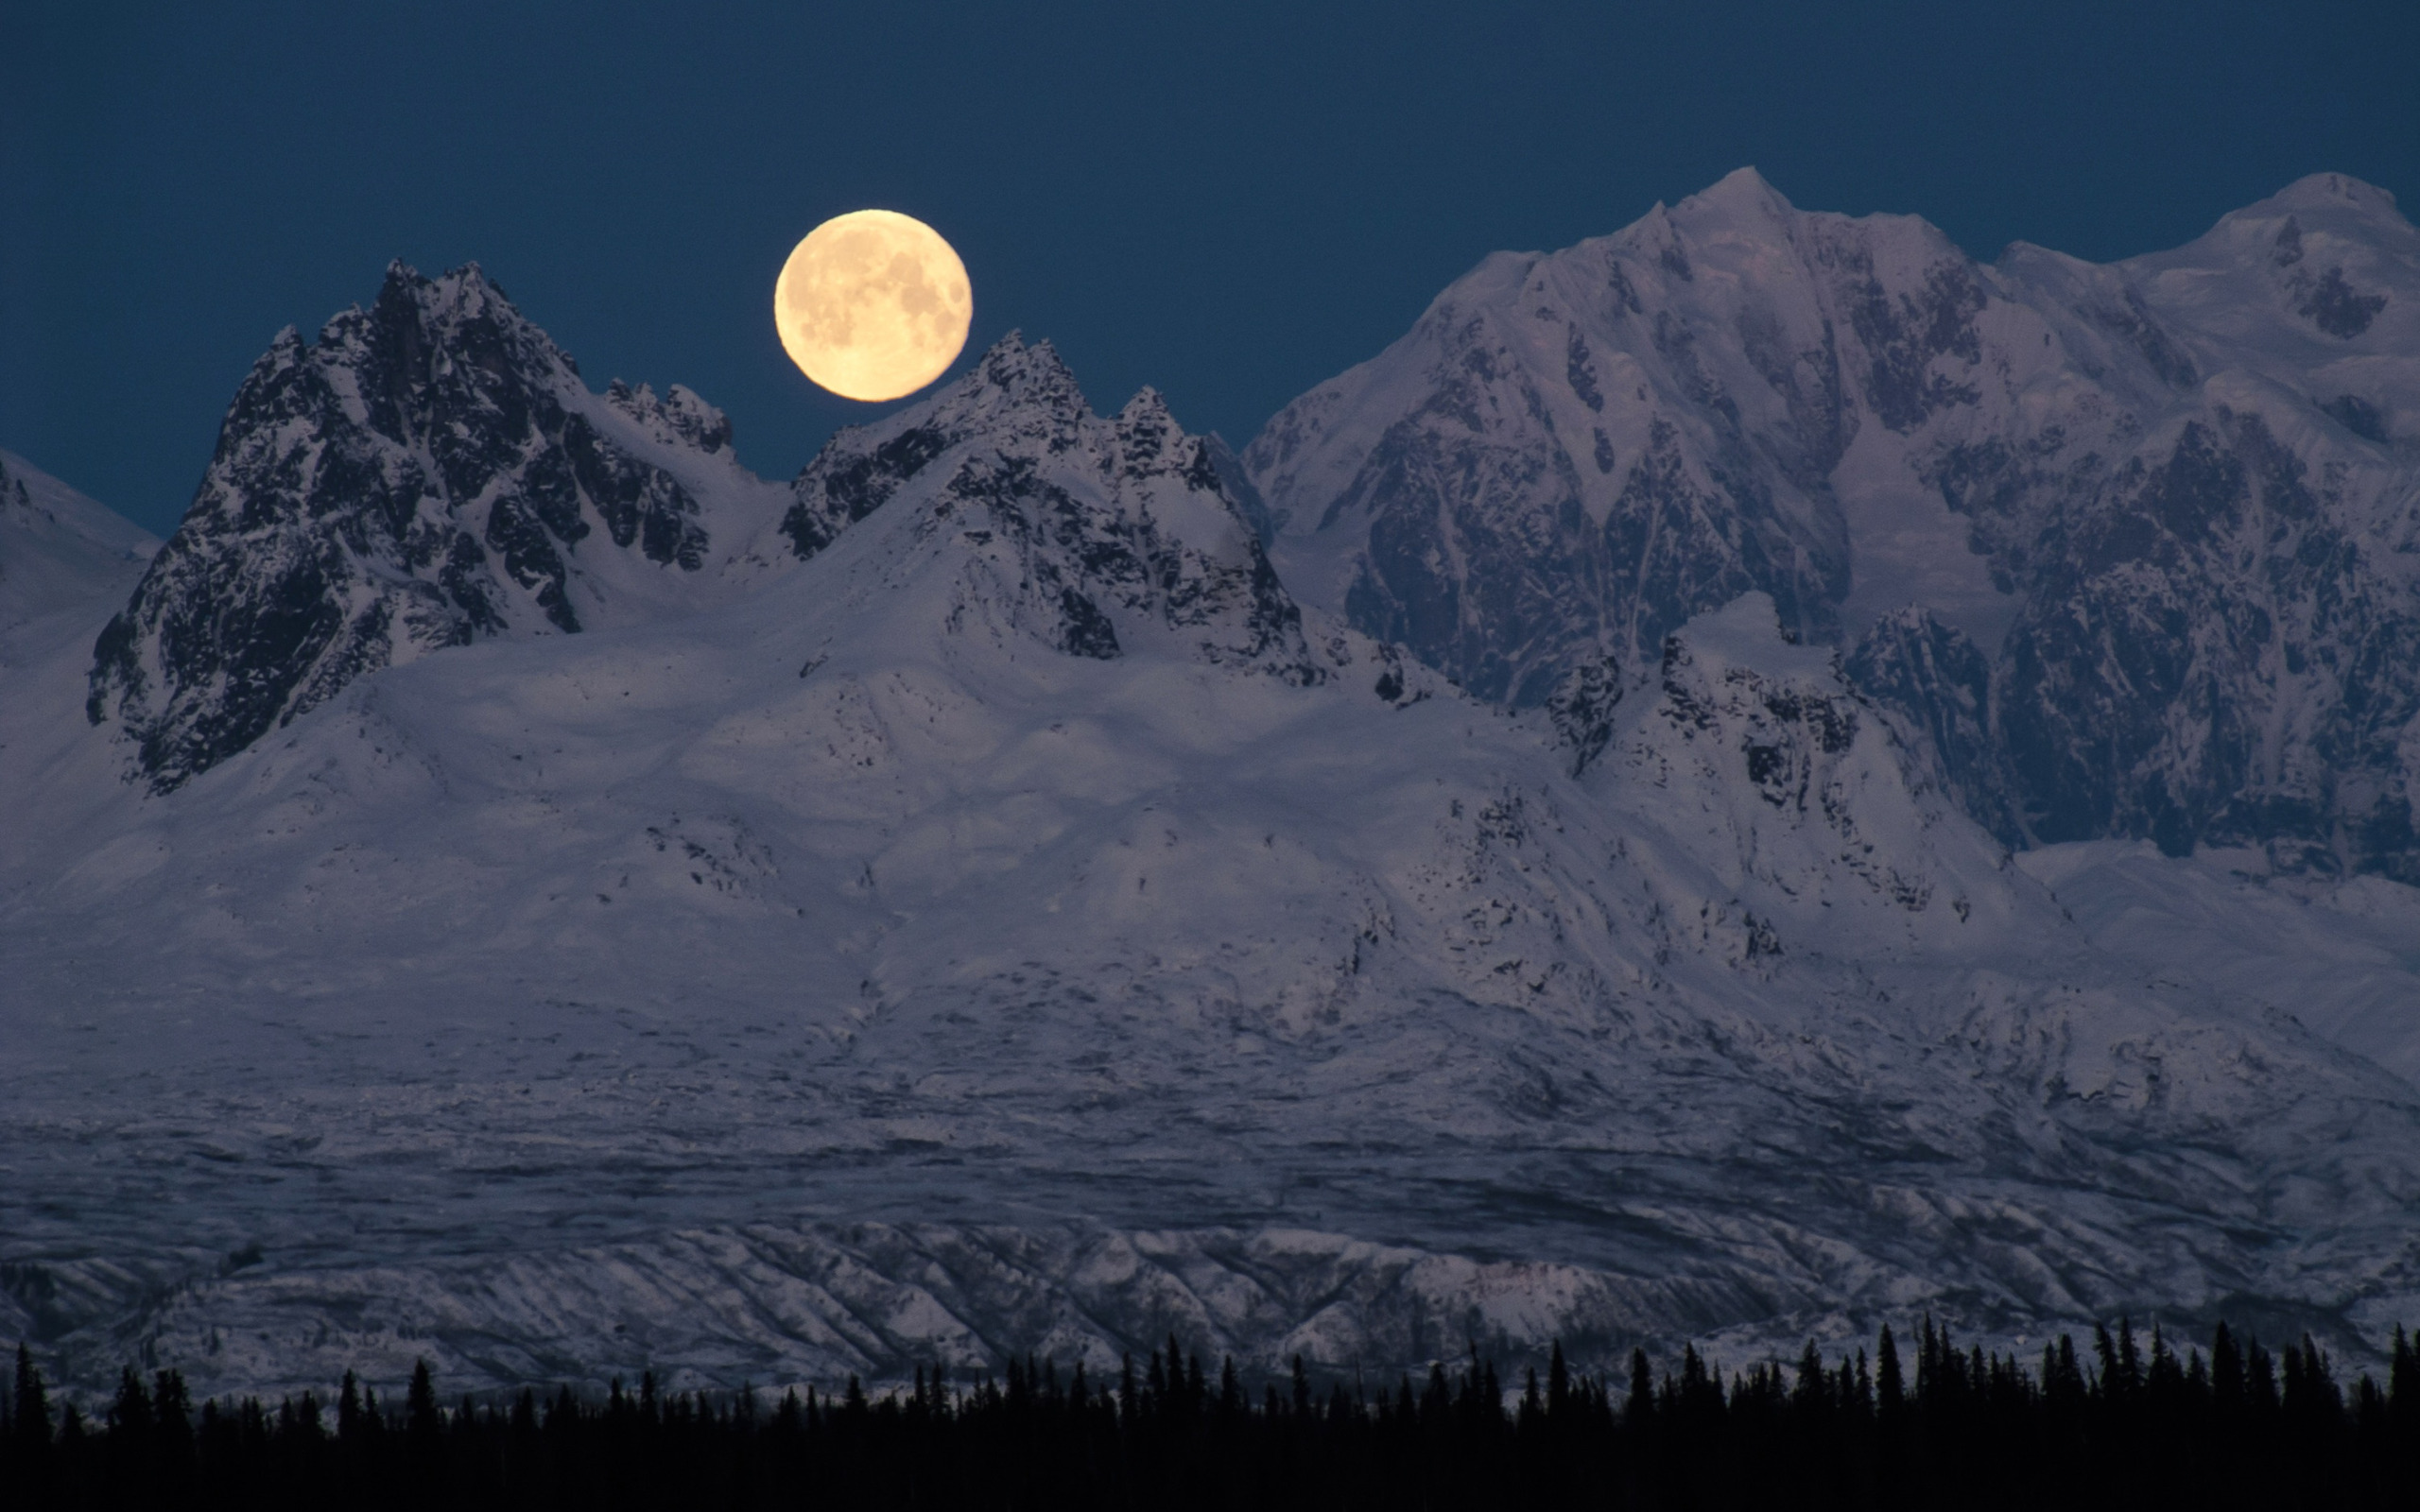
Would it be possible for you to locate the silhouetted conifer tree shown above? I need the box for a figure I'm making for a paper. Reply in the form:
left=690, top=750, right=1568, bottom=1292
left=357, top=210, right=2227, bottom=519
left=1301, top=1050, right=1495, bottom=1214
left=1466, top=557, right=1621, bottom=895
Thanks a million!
left=2248, top=1337, right=2281, bottom=1415
left=406, top=1358, right=441, bottom=1450
left=1876, top=1324, right=1904, bottom=1417
left=11, top=1345, right=48, bottom=1452
left=19, top=1314, right=2417, bottom=1510
left=110, top=1368, right=151, bottom=1442
left=1792, top=1341, right=1827, bottom=1417
left=2213, top=1321, right=2245, bottom=1412
left=2390, top=1323, right=2420, bottom=1460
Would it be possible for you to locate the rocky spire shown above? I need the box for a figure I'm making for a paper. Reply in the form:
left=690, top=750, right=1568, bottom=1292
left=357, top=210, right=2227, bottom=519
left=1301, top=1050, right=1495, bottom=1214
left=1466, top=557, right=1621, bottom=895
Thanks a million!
left=87, top=262, right=739, bottom=792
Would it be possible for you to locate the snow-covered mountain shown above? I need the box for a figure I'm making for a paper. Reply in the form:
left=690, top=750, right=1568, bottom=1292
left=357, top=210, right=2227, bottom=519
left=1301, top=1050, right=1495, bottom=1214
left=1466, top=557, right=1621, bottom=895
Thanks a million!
left=0, top=450, right=157, bottom=635
left=5, top=233, right=2420, bottom=1404
left=1247, top=170, right=2420, bottom=881
left=84, top=262, right=791, bottom=793
left=0, top=451, right=160, bottom=877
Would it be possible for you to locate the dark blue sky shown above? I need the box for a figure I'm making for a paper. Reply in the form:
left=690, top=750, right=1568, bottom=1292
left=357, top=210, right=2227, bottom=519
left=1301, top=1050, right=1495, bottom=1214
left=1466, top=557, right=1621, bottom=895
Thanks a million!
left=5, top=0, right=2415, bottom=535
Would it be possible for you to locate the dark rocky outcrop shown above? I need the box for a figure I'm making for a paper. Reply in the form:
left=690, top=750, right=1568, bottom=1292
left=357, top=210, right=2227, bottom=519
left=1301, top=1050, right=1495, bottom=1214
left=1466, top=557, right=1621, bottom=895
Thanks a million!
left=87, top=263, right=739, bottom=792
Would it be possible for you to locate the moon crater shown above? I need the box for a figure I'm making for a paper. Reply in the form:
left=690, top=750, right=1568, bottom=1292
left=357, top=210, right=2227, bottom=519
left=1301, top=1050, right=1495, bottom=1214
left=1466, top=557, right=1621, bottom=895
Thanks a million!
left=775, top=210, right=973, bottom=403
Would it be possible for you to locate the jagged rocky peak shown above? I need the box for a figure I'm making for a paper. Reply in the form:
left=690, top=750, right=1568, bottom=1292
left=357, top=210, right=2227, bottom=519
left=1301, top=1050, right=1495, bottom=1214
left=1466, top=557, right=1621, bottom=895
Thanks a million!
left=786, top=334, right=1322, bottom=681
left=1634, top=595, right=1863, bottom=839
left=1244, top=160, right=2029, bottom=708
left=85, top=261, right=757, bottom=793
left=1617, top=592, right=2004, bottom=934
left=605, top=378, right=732, bottom=455
left=779, top=332, right=1088, bottom=558
left=1653, top=592, right=1846, bottom=743
left=1250, top=168, right=2420, bottom=881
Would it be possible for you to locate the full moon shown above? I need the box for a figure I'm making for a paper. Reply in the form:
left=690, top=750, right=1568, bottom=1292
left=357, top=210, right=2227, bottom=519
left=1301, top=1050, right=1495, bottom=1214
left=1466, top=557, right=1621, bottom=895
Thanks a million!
left=774, top=210, right=973, bottom=403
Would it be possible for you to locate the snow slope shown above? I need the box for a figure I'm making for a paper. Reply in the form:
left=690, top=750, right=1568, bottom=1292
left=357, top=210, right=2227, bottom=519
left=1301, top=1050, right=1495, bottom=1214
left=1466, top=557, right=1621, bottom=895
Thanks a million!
left=0, top=449, right=156, bottom=633
left=1247, top=171, right=2420, bottom=881
left=6, top=325, right=2420, bottom=1400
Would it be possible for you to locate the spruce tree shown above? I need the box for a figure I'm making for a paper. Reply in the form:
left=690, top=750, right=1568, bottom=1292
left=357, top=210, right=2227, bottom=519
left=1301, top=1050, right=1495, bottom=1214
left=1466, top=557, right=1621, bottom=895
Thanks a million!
left=1875, top=1325, right=1904, bottom=1417
left=2212, top=1321, right=2245, bottom=1412
left=407, top=1360, right=441, bottom=1420
left=150, top=1368, right=194, bottom=1477
left=406, top=1358, right=441, bottom=1464
left=1626, top=1347, right=1653, bottom=1426
left=111, top=1367, right=153, bottom=1441
left=1915, top=1315, right=1939, bottom=1406
left=1792, top=1341, right=1827, bottom=1416
left=2288, top=1334, right=2343, bottom=1426
left=2247, top=1338, right=2280, bottom=1414
left=2146, top=1323, right=2179, bottom=1397
left=2045, top=1335, right=2086, bottom=1416
left=10, top=1345, right=48, bottom=1452
left=2391, top=1323, right=2418, bottom=1442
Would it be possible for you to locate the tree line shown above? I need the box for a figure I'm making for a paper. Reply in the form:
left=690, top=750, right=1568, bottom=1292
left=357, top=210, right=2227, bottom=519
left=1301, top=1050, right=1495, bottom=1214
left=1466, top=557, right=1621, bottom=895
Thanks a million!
left=4, top=1317, right=2415, bottom=1509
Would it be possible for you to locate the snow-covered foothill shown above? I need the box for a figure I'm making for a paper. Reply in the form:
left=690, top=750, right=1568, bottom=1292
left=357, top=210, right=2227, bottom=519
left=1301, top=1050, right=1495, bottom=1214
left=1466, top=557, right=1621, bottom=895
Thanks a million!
left=5, top=228, right=2420, bottom=1403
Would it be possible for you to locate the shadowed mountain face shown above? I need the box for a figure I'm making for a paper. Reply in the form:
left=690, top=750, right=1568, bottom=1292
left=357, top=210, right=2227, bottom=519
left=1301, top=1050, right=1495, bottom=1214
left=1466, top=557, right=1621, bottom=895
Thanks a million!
left=1247, top=170, right=2420, bottom=880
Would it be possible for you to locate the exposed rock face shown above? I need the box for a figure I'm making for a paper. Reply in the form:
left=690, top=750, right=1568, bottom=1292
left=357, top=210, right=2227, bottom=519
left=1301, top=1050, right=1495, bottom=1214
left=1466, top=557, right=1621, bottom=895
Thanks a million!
left=1249, top=170, right=2420, bottom=878
left=1607, top=593, right=2003, bottom=944
left=787, top=334, right=1322, bottom=683
left=9, top=318, right=2420, bottom=1401
left=84, top=263, right=763, bottom=792
left=1844, top=607, right=2019, bottom=847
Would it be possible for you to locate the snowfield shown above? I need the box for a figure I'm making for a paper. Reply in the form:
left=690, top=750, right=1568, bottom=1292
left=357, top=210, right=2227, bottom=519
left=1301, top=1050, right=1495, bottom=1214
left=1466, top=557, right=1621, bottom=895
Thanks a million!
left=4, top=186, right=2419, bottom=1401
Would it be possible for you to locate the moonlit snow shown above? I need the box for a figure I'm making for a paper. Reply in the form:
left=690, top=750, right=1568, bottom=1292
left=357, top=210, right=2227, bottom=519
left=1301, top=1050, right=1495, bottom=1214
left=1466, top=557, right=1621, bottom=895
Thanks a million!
left=5, top=175, right=2420, bottom=1403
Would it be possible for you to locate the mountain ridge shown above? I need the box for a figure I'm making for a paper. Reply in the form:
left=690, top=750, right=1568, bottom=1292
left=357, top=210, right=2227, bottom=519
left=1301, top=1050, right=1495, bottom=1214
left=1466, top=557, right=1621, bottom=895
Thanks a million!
left=1246, top=169, right=2420, bottom=882
left=5, top=182, right=2420, bottom=1399
left=82, top=261, right=793, bottom=793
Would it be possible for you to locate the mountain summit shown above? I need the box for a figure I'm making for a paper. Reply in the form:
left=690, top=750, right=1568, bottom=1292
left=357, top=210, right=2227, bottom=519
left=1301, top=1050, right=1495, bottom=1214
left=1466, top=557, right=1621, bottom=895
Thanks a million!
left=84, top=262, right=786, bottom=792
left=6, top=184, right=2420, bottom=1399
left=1247, top=170, right=2420, bottom=879
left=779, top=332, right=1322, bottom=683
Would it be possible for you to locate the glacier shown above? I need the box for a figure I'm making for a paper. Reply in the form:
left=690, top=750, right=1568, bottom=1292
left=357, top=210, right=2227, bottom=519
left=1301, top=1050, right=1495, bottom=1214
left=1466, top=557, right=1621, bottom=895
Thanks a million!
left=3, top=191, right=2419, bottom=1404
left=1247, top=169, right=2420, bottom=880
